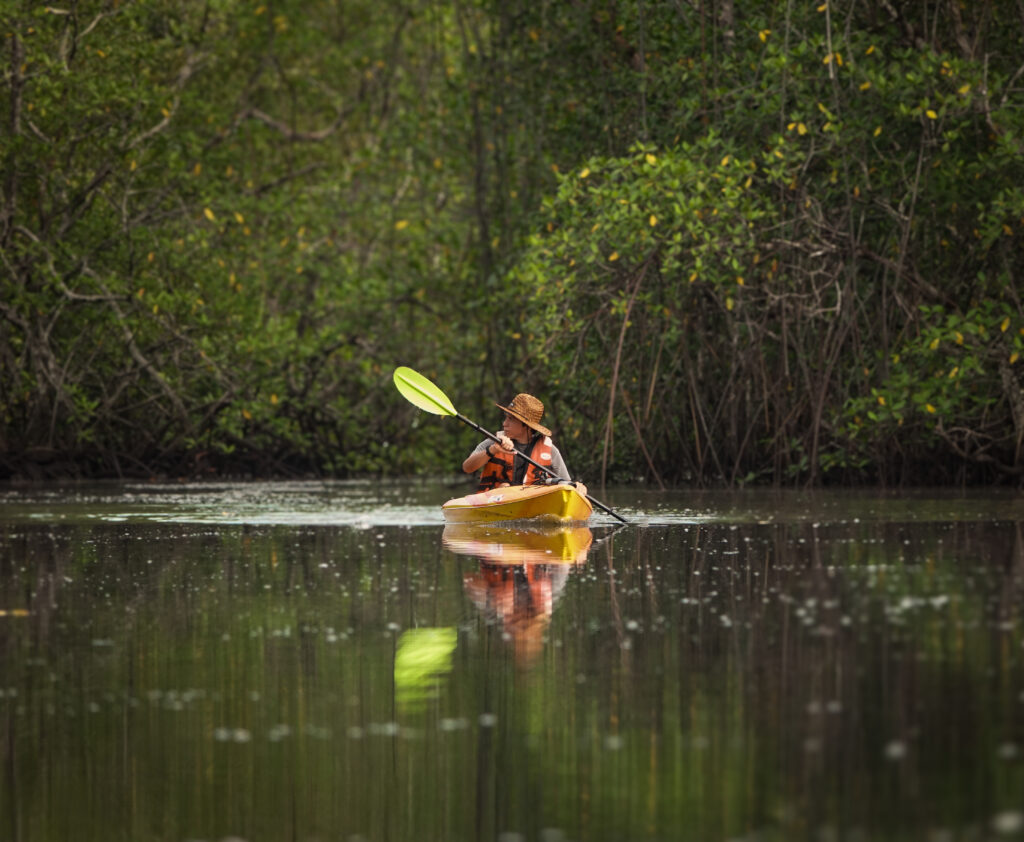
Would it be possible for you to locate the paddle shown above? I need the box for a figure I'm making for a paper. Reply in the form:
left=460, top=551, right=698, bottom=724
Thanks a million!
left=393, top=366, right=629, bottom=525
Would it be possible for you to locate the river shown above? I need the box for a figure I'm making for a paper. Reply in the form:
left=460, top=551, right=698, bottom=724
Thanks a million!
left=2, top=480, right=1023, bottom=841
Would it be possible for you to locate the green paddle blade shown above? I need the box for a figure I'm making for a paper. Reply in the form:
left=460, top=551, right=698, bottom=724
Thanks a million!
left=393, top=366, right=457, bottom=416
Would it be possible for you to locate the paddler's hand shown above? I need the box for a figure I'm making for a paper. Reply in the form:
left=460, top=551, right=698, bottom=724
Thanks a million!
left=489, top=433, right=514, bottom=454
left=574, top=481, right=588, bottom=497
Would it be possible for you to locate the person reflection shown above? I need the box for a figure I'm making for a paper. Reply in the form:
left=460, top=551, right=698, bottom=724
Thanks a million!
left=443, top=524, right=593, bottom=668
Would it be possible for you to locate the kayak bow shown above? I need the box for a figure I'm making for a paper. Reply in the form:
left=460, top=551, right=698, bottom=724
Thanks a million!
left=442, top=483, right=593, bottom=524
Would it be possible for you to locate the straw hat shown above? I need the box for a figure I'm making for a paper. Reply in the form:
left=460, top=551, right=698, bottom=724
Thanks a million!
left=495, top=393, right=551, bottom=436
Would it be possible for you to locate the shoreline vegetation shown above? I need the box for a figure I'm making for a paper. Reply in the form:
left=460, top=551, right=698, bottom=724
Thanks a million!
left=2, top=2, right=1024, bottom=487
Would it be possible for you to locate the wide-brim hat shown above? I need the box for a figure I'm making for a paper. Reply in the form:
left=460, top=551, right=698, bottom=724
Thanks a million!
left=495, top=393, right=551, bottom=436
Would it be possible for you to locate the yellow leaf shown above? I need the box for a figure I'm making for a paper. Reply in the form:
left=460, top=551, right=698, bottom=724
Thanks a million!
left=147, top=252, right=154, bottom=262
left=203, top=207, right=215, bottom=221
left=1001, top=317, right=1011, bottom=333
left=242, top=409, right=252, bottom=420
left=580, top=167, right=591, bottom=179
left=726, top=297, right=735, bottom=311
left=193, top=162, right=201, bottom=176
left=958, top=84, right=970, bottom=95
left=1011, top=352, right=1020, bottom=364
left=926, top=109, right=937, bottom=119
left=948, top=367, right=959, bottom=379
left=394, top=220, right=409, bottom=230
left=925, top=404, right=936, bottom=414
left=270, top=394, right=279, bottom=405
left=590, top=223, right=600, bottom=233
left=96, top=48, right=106, bottom=58
left=255, top=5, right=266, bottom=14
left=823, top=54, right=832, bottom=65
left=866, top=45, right=875, bottom=55
left=859, top=81, right=871, bottom=91
left=736, top=276, right=744, bottom=286
left=835, top=53, right=843, bottom=66
left=955, top=331, right=964, bottom=345
left=877, top=395, right=886, bottom=406
left=152, top=304, right=159, bottom=314
left=137, top=288, right=145, bottom=298
left=759, top=30, right=770, bottom=42
left=689, top=272, right=698, bottom=283
left=1003, top=224, right=1013, bottom=235
left=645, top=153, right=657, bottom=166
left=797, top=122, right=807, bottom=135
left=721, top=155, right=731, bottom=166
left=817, top=3, right=827, bottom=11
left=649, top=214, right=658, bottom=227
left=873, top=126, right=882, bottom=137
left=929, top=338, right=940, bottom=350
left=787, top=122, right=796, bottom=131
left=234, top=212, right=245, bottom=224
left=129, top=159, right=137, bottom=171
left=161, top=107, right=170, bottom=118
left=608, top=252, right=619, bottom=261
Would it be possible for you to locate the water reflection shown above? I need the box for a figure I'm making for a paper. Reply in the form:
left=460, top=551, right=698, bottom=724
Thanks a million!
left=4, top=490, right=1024, bottom=842
left=444, top=524, right=593, bottom=667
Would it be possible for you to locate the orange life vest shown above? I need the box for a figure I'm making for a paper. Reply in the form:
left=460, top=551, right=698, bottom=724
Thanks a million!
left=477, top=435, right=555, bottom=491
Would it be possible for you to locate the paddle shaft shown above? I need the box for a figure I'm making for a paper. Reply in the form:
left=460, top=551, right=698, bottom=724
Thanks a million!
left=457, top=413, right=629, bottom=525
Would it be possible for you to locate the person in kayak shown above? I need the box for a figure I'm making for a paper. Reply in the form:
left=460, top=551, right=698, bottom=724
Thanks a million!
left=461, top=393, right=586, bottom=494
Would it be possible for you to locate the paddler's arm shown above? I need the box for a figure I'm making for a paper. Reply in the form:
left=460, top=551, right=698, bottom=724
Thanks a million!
left=462, top=433, right=514, bottom=473
left=547, top=446, right=588, bottom=496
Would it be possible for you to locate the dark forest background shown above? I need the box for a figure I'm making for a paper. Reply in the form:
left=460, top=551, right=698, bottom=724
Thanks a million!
left=3, top=0, right=1024, bottom=487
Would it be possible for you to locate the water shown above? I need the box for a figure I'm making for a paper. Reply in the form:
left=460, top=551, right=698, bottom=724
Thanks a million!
left=2, top=481, right=1024, bottom=841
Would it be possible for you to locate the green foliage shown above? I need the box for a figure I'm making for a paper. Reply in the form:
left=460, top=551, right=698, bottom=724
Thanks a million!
left=2, top=0, right=1024, bottom=483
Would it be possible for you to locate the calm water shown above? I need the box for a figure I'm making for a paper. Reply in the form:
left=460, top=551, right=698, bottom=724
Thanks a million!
left=2, top=481, right=1024, bottom=842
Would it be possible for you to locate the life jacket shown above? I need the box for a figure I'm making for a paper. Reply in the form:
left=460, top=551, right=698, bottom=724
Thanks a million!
left=477, top=435, right=554, bottom=491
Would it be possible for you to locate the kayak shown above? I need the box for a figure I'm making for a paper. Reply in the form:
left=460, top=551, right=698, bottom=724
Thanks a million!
left=442, top=483, right=593, bottom=524
left=442, top=523, right=594, bottom=565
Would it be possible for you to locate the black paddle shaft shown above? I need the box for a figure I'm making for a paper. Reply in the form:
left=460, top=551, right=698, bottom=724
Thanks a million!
left=458, top=413, right=629, bottom=525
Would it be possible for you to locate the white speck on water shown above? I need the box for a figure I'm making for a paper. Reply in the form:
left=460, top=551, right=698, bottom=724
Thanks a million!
left=439, top=717, right=469, bottom=731
left=347, top=726, right=364, bottom=740
left=604, top=735, right=625, bottom=751
left=268, top=724, right=291, bottom=742
left=997, top=742, right=1019, bottom=760
left=884, top=740, right=907, bottom=760
left=992, top=811, right=1024, bottom=834
left=479, top=713, right=498, bottom=728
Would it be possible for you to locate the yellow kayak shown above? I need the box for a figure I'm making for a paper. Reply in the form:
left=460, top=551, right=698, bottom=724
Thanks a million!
left=442, top=523, right=594, bottom=565
left=442, top=483, right=593, bottom=524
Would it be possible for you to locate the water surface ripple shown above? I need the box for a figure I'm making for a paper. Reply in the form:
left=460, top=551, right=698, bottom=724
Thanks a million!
left=2, top=481, right=1023, bottom=842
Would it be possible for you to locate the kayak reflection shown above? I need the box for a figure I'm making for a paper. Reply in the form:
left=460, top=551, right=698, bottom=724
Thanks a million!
left=443, top=523, right=593, bottom=666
